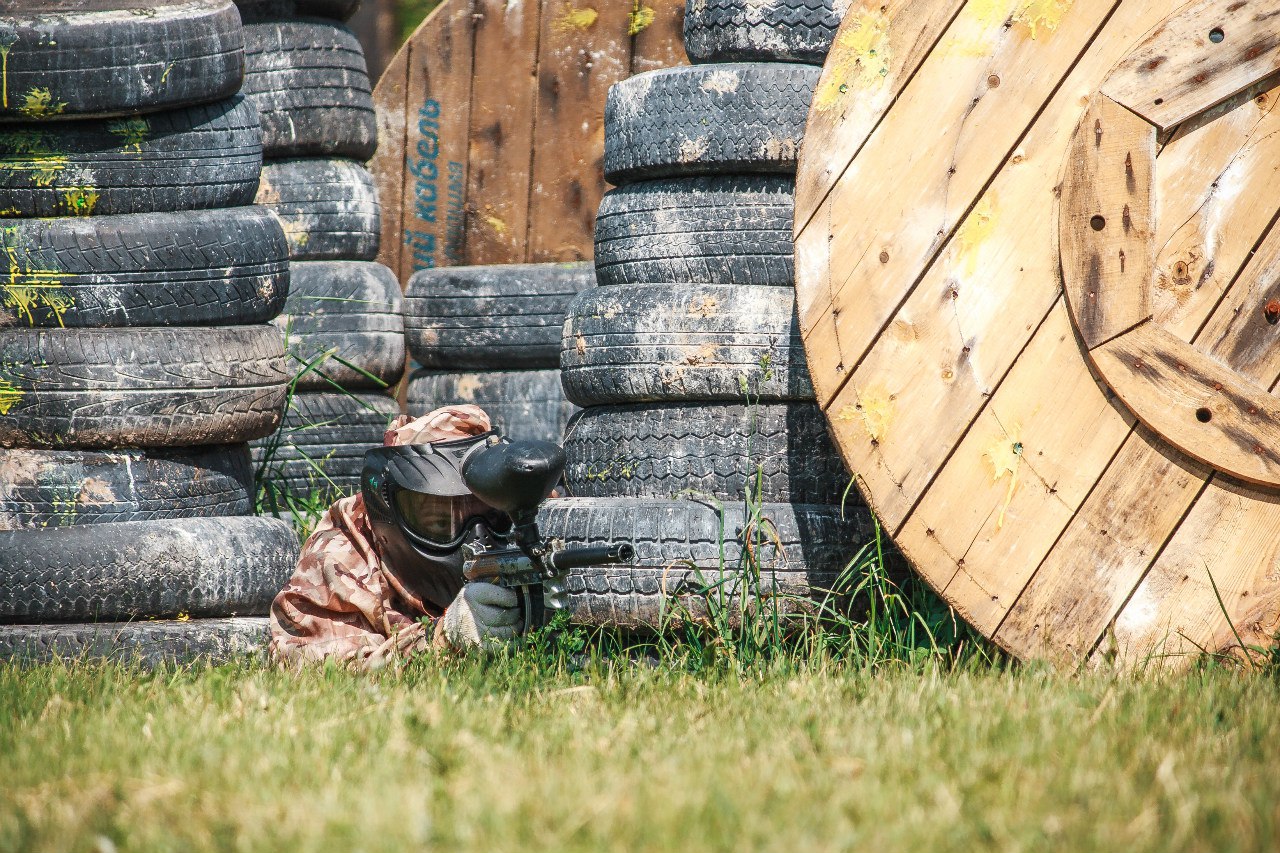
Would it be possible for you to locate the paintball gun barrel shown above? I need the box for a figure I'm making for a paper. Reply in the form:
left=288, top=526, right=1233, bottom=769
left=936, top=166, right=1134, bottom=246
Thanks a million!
left=460, top=437, right=634, bottom=628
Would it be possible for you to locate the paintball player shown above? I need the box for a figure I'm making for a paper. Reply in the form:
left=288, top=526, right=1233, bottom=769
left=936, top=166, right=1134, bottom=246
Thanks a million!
left=268, top=405, right=525, bottom=666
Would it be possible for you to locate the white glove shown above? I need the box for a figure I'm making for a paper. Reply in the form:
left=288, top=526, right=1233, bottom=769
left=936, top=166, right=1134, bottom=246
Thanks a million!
left=438, top=582, right=523, bottom=650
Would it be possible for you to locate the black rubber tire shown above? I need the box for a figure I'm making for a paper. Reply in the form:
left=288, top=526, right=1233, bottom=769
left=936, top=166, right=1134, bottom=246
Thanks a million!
left=242, top=19, right=376, bottom=160
left=0, top=95, right=262, bottom=218
left=235, top=0, right=361, bottom=21
left=562, top=402, right=852, bottom=504
left=0, top=207, right=289, bottom=328
left=252, top=390, right=399, bottom=503
left=594, top=176, right=795, bottom=286
left=0, top=445, right=254, bottom=529
left=0, top=1, right=245, bottom=122
left=404, top=263, right=595, bottom=370
left=538, top=497, right=872, bottom=629
left=256, top=158, right=380, bottom=261
left=0, top=617, right=271, bottom=665
left=275, top=261, right=404, bottom=391
left=683, top=0, right=842, bottom=65
left=0, top=516, right=299, bottom=622
left=406, top=369, right=577, bottom=445
left=0, top=325, right=290, bottom=449
left=561, top=283, right=813, bottom=405
left=603, top=63, right=818, bottom=183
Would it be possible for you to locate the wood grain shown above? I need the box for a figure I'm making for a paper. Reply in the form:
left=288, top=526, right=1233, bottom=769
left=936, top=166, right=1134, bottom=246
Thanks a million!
left=463, top=0, right=541, bottom=267
left=526, top=0, right=635, bottom=263
left=815, top=0, right=1179, bottom=528
left=1058, top=94, right=1156, bottom=349
left=794, top=0, right=965, bottom=232
left=629, top=0, right=687, bottom=74
left=796, top=0, right=1121, bottom=409
left=1101, top=0, right=1280, bottom=131
left=1090, top=322, right=1280, bottom=487
left=370, top=0, right=686, bottom=283
left=391, top=0, right=475, bottom=282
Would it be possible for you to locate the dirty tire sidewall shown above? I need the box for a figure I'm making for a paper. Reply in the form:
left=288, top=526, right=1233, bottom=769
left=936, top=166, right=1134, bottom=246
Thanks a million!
left=0, top=617, right=272, bottom=665
left=560, top=283, right=814, bottom=405
left=603, top=63, right=818, bottom=183
left=0, top=445, right=254, bottom=528
left=406, top=369, right=577, bottom=445
left=256, top=158, right=380, bottom=261
left=275, top=261, right=404, bottom=390
left=0, top=207, right=289, bottom=328
left=0, top=96, right=263, bottom=217
left=683, top=0, right=842, bottom=65
left=594, top=176, right=795, bottom=286
left=0, top=517, right=299, bottom=622
left=0, top=1, right=245, bottom=120
left=404, top=263, right=596, bottom=369
left=0, top=325, right=290, bottom=449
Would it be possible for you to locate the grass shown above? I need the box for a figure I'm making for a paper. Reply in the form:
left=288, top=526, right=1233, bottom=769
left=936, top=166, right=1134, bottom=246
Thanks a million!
left=2, top=650, right=1279, bottom=853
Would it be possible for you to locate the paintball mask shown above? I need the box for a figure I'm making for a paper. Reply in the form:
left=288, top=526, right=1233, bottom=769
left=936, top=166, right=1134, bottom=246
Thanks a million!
left=361, top=432, right=513, bottom=610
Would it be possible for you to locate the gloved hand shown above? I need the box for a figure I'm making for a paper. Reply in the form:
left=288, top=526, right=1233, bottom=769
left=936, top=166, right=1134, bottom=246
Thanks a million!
left=436, top=582, right=523, bottom=650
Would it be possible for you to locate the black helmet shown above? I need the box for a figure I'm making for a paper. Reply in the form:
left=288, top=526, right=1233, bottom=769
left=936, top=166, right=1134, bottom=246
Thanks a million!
left=361, top=431, right=513, bottom=610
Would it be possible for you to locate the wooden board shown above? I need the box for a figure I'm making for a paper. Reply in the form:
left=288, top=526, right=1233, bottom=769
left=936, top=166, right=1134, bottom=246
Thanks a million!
left=371, top=0, right=688, bottom=285
left=796, top=0, right=1280, bottom=670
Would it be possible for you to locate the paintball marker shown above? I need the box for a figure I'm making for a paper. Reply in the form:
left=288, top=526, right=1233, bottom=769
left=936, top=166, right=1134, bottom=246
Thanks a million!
left=460, top=437, right=634, bottom=630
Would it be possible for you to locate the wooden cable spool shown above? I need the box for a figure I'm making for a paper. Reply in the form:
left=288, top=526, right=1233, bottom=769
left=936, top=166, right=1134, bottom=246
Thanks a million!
left=369, top=0, right=686, bottom=285
left=795, top=0, right=1280, bottom=669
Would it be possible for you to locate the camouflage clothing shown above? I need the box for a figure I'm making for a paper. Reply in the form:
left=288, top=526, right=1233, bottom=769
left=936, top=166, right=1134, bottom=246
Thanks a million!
left=268, top=405, right=491, bottom=667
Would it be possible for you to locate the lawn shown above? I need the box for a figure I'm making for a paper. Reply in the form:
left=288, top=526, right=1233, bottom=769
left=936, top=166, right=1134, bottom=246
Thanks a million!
left=2, top=637, right=1278, bottom=853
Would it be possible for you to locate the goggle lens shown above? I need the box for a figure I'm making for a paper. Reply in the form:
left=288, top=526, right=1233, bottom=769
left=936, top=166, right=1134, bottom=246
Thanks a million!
left=393, top=491, right=511, bottom=546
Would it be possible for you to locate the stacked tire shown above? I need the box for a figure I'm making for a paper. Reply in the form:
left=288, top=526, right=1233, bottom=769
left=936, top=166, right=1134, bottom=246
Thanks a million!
left=540, top=0, right=869, bottom=629
left=402, top=263, right=596, bottom=444
left=0, top=2, right=299, bottom=664
left=238, top=0, right=405, bottom=511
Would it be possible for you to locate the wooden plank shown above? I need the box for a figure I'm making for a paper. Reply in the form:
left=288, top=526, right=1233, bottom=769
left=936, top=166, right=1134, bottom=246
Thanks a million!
left=994, top=100, right=1280, bottom=662
left=1100, top=0, right=1280, bottom=132
left=463, top=0, right=541, bottom=266
left=387, top=0, right=476, bottom=282
left=1153, top=81, right=1280, bottom=340
left=1194, top=209, right=1280, bottom=381
left=371, top=36, right=411, bottom=281
left=798, top=0, right=1122, bottom=414
left=894, top=301, right=1134, bottom=635
left=629, top=0, right=687, bottom=73
left=994, top=427, right=1212, bottom=664
left=817, top=0, right=1180, bottom=529
left=526, top=0, right=635, bottom=263
left=1099, top=470, right=1280, bottom=668
left=1058, top=95, right=1156, bottom=349
left=1089, top=322, right=1280, bottom=487
left=794, top=0, right=965, bottom=231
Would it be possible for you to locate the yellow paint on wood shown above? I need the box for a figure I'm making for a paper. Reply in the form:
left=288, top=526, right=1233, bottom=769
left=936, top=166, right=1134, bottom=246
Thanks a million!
left=555, top=6, right=598, bottom=31
left=855, top=388, right=894, bottom=442
left=954, top=195, right=996, bottom=277
left=628, top=3, right=655, bottom=35
left=985, top=429, right=1023, bottom=529
left=812, top=8, right=892, bottom=112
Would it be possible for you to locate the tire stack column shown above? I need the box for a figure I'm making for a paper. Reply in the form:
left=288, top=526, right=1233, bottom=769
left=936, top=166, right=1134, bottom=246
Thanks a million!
left=0, top=2, right=299, bottom=663
left=542, top=0, right=873, bottom=629
left=238, top=0, right=404, bottom=510
left=402, top=263, right=596, bottom=445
